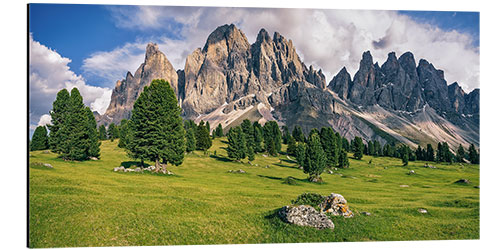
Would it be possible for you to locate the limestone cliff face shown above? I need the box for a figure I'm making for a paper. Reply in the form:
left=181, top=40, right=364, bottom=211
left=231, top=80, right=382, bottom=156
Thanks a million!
left=99, top=23, right=479, bottom=148
left=101, top=43, right=178, bottom=125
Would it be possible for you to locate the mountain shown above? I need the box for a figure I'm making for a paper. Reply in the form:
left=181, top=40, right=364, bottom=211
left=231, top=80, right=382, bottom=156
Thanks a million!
left=99, top=23, right=479, bottom=149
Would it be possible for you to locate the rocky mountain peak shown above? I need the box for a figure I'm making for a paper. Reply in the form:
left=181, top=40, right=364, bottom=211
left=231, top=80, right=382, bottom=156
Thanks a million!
left=145, top=42, right=160, bottom=60
left=202, top=23, right=249, bottom=53
left=256, top=28, right=271, bottom=43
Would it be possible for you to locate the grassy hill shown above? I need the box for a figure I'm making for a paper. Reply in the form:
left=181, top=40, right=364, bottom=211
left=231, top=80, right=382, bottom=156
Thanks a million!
left=28, top=138, right=479, bottom=247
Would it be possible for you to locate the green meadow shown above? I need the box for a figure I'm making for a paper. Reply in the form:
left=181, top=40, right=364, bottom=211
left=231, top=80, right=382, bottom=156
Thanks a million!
left=28, top=138, right=479, bottom=248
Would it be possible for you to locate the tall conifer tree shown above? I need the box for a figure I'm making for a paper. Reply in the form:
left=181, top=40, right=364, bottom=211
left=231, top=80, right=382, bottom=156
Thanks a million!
left=30, top=126, right=49, bottom=151
left=304, top=133, right=327, bottom=181
left=48, top=89, right=70, bottom=153
left=128, top=79, right=185, bottom=168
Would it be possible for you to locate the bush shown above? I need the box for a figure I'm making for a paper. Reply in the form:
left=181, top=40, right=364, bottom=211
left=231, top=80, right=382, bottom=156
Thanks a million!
left=291, top=192, right=324, bottom=210
left=282, top=176, right=299, bottom=185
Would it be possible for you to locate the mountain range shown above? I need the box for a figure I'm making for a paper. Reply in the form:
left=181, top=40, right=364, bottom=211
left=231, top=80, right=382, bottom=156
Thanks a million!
left=97, top=23, right=479, bottom=149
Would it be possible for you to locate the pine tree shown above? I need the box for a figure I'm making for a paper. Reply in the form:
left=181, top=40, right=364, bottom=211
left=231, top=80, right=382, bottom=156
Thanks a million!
left=295, top=142, right=306, bottom=167
left=319, top=127, right=338, bottom=168
left=398, top=145, right=409, bottom=166
left=353, top=136, right=364, bottom=160
left=196, top=120, right=212, bottom=151
left=241, top=119, right=255, bottom=151
left=99, top=125, right=107, bottom=140
left=338, top=149, right=350, bottom=168
left=30, top=126, right=49, bottom=151
left=247, top=145, right=255, bottom=162
left=456, top=144, right=466, bottom=163
left=415, top=145, right=424, bottom=160
left=227, top=127, right=247, bottom=161
left=263, top=121, right=281, bottom=156
left=287, top=136, right=297, bottom=156
left=215, top=123, right=224, bottom=137
left=308, top=128, right=319, bottom=139
left=107, top=123, right=119, bottom=141
left=442, top=142, right=453, bottom=163
left=468, top=144, right=479, bottom=164
left=59, top=88, right=92, bottom=161
left=374, top=140, right=381, bottom=156
left=118, top=119, right=131, bottom=148
left=127, top=79, right=185, bottom=168
left=48, top=89, right=70, bottom=153
left=367, top=141, right=374, bottom=156
left=304, top=133, right=327, bottom=181
left=292, top=125, right=305, bottom=142
left=205, top=121, right=211, bottom=135
left=282, top=125, right=291, bottom=144
left=426, top=144, right=435, bottom=162
left=84, top=107, right=101, bottom=158
left=185, top=127, right=197, bottom=153
left=341, top=137, right=350, bottom=151
left=253, top=124, right=264, bottom=152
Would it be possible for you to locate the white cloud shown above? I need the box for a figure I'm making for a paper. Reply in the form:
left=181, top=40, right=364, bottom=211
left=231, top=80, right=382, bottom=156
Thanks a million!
left=87, top=6, right=478, bottom=93
left=29, top=34, right=112, bottom=132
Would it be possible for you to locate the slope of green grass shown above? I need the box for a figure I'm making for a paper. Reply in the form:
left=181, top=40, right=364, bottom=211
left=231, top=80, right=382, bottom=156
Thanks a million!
left=28, top=139, right=479, bottom=247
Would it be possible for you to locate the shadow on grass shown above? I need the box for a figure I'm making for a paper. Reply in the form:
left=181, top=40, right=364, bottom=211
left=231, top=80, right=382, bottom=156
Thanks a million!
left=209, top=154, right=233, bottom=163
left=281, top=158, right=296, bottom=164
left=257, top=174, right=324, bottom=185
left=120, top=161, right=145, bottom=168
left=273, top=163, right=299, bottom=170
left=220, top=140, right=229, bottom=144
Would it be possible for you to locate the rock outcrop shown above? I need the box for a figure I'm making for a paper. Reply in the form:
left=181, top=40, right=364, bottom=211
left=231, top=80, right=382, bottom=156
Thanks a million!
left=98, top=23, right=479, bottom=149
left=278, top=205, right=335, bottom=230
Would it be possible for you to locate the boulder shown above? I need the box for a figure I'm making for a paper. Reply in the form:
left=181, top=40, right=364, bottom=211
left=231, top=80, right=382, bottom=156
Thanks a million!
left=319, top=193, right=353, bottom=218
left=43, top=163, right=53, bottom=168
left=361, top=211, right=372, bottom=216
left=418, top=208, right=428, bottom=214
left=134, top=168, right=143, bottom=173
left=408, top=170, right=416, bottom=175
left=89, top=157, right=99, bottom=161
left=228, top=169, right=246, bottom=173
left=399, top=184, right=410, bottom=188
left=278, top=205, right=334, bottom=230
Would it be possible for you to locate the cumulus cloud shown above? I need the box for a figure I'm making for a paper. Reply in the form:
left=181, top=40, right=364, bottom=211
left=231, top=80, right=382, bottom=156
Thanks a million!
left=29, top=34, right=112, bottom=133
left=85, top=6, right=479, bottom=93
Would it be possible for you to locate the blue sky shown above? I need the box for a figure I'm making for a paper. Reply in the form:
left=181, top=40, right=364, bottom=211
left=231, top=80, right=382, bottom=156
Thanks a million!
left=28, top=4, right=480, bottom=134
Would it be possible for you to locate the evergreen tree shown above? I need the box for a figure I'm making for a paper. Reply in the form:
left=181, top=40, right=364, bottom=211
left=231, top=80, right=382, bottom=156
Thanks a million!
left=127, top=79, right=185, bottom=168
left=185, top=127, right=197, bottom=153
left=214, top=123, right=224, bottom=137
left=292, top=125, right=305, bottom=142
left=84, top=107, right=101, bottom=158
left=436, top=142, right=444, bottom=162
left=107, top=123, right=119, bottom=141
left=295, top=142, right=306, bottom=167
left=247, top=145, right=255, bottom=162
left=468, top=144, right=479, bottom=164
left=59, top=88, right=93, bottom=161
left=308, top=128, right=319, bottom=140
left=341, top=137, right=350, bottom=151
left=253, top=124, right=264, bottom=152
left=196, top=120, right=212, bottom=151
left=353, top=136, right=364, bottom=160
left=367, top=141, right=374, bottom=156
left=338, top=149, right=350, bottom=168
left=415, top=145, right=424, bottom=161
left=304, top=133, right=327, bottom=181
left=263, top=121, right=281, bottom=156
left=184, top=119, right=197, bottom=131
left=30, top=126, right=49, bottom=151
left=99, top=125, right=107, bottom=140
left=227, top=127, right=247, bottom=161
left=287, top=136, right=297, bottom=156
left=118, top=119, right=131, bottom=148
left=282, top=125, right=291, bottom=144
left=48, top=89, right=70, bottom=153
left=373, top=140, right=381, bottom=156
left=205, top=121, right=211, bottom=135
left=319, top=127, right=338, bottom=167
left=425, top=144, right=435, bottom=162
left=399, top=145, right=409, bottom=166
left=456, top=144, right=466, bottom=163
left=241, top=119, right=255, bottom=151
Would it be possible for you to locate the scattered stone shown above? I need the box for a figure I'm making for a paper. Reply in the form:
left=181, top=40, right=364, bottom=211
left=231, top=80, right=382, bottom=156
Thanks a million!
left=264, top=165, right=270, bottom=168
left=247, top=161, right=252, bottom=165
left=418, top=208, right=428, bottom=214
left=319, top=193, right=353, bottom=218
left=334, top=173, right=343, bottom=176
left=134, top=168, right=143, bottom=173
left=423, top=163, right=436, bottom=169
left=263, top=154, right=268, bottom=158
left=454, top=179, right=470, bottom=184
left=228, top=169, right=246, bottom=174
left=255, top=164, right=259, bottom=167
left=298, top=166, right=304, bottom=170
left=124, top=168, right=134, bottom=172
left=42, top=150, right=50, bottom=154
left=361, top=211, right=372, bottom=216
left=408, top=170, right=416, bottom=175
left=327, top=170, right=333, bottom=174
left=384, top=167, right=388, bottom=169
left=278, top=205, right=335, bottom=230
left=89, top=157, right=99, bottom=161
left=399, top=184, right=410, bottom=188
left=334, top=168, right=338, bottom=171
left=308, top=176, right=323, bottom=183
left=42, top=163, right=53, bottom=168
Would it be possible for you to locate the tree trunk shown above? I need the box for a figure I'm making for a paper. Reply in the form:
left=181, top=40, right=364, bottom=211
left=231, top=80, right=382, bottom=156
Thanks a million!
left=155, top=158, right=160, bottom=173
